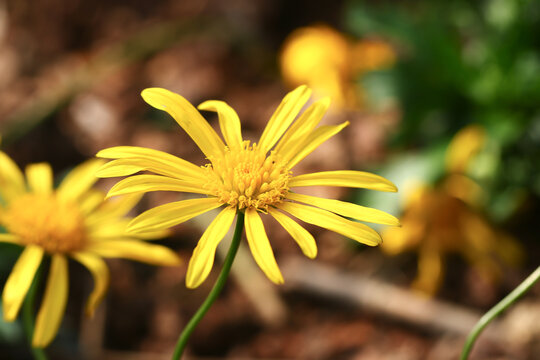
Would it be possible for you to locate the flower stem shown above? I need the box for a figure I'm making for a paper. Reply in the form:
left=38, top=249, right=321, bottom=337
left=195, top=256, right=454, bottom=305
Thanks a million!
left=171, top=211, right=245, bottom=360
left=460, top=266, right=540, bottom=360
left=22, top=265, right=48, bottom=360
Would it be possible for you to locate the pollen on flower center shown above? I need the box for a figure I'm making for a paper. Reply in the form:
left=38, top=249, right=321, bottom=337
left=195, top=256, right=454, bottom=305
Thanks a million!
left=0, top=193, right=86, bottom=253
left=204, top=141, right=291, bottom=211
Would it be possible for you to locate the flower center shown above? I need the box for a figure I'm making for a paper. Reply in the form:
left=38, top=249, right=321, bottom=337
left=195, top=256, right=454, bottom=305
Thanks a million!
left=0, top=193, right=87, bottom=253
left=204, top=142, right=291, bottom=211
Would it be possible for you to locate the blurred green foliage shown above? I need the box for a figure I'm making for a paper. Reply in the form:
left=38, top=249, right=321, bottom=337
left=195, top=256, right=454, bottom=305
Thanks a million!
left=346, top=0, right=540, bottom=221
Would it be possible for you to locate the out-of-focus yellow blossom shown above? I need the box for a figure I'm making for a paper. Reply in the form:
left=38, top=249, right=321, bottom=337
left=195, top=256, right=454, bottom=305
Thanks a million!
left=350, top=39, right=397, bottom=73
left=445, top=124, right=487, bottom=174
left=382, top=125, right=522, bottom=295
left=280, top=25, right=395, bottom=109
left=97, top=85, right=399, bottom=289
left=382, top=183, right=522, bottom=295
left=0, top=157, right=181, bottom=348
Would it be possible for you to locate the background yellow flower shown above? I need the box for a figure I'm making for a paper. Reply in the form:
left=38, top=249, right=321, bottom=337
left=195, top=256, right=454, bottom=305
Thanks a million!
left=381, top=125, right=523, bottom=295
left=0, top=156, right=181, bottom=348
left=280, top=25, right=395, bottom=109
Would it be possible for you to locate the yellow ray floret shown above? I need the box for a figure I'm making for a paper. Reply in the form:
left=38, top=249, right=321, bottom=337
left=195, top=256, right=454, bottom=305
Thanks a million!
left=97, top=85, right=398, bottom=287
left=186, top=208, right=237, bottom=289
left=141, top=88, right=225, bottom=159
left=32, top=255, right=68, bottom=347
left=288, top=170, right=398, bottom=192
left=198, top=100, right=243, bottom=149
left=0, top=156, right=181, bottom=348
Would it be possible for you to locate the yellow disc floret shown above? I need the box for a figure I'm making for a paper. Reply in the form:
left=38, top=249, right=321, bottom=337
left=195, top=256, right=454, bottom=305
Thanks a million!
left=204, top=141, right=291, bottom=212
left=0, top=193, right=86, bottom=253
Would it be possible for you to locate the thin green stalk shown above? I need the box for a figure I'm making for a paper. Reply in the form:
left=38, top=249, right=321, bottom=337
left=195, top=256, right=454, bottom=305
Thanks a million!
left=460, top=266, right=540, bottom=360
left=22, top=265, right=48, bottom=360
left=172, top=211, right=245, bottom=360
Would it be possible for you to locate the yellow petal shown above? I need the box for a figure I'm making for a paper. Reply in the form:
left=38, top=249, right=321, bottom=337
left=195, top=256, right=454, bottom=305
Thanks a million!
left=412, top=244, right=443, bottom=296
left=141, top=88, right=225, bottom=158
left=130, top=229, right=171, bottom=240
left=0, top=234, right=20, bottom=244
left=258, top=85, right=312, bottom=154
left=274, top=97, right=330, bottom=156
left=0, top=151, right=26, bottom=201
left=87, top=219, right=130, bottom=238
left=97, top=193, right=142, bottom=218
left=86, top=240, right=181, bottom=266
left=186, top=208, right=236, bottom=288
left=85, top=193, right=142, bottom=226
left=244, top=209, right=284, bottom=284
left=127, top=197, right=222, bottom=233
left=78, top=190, right=105, bottom=215
left=88, top=219, right=170, bottom=241
left=278, top=201, right=382, bottom=246
left=445, top=124, right=486, bottom=173
left=268, top=208, right=317, bottom=258
left=289, top=170, right=398, bottom=192
left=32, top=255, right=68, bottom=348
left=285, top=121, right=349, bottom=168
left=94, top=159, right=144, bottom=177
left=25, top=163, right=53, bottom=195
left=71, top=252, right=109, bottom=317
left=57, top=159, right=104, bottom=201
left=2, top=245, right=44, bottom=321
left=198, top=100, right=243, bottom=150
left=380, top=224, right=421, bottom=255
left=106, top=175, right=209, bottom=199
left=286, top=192, right=400, bottom=226
left=96, top=146, right=206, bottom=180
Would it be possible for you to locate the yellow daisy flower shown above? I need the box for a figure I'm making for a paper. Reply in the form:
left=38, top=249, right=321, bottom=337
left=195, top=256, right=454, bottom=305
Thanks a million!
left=0, top=156, right=181, bottom=348
left=96, top=85, right=399, bottom=289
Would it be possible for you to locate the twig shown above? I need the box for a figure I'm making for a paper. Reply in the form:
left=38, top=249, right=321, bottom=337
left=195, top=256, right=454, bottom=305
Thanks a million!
left=280, top=257, right=502, bottom=339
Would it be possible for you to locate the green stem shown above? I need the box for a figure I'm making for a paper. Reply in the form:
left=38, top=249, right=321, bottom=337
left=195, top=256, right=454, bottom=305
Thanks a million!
left=172, top=211, right=245, bottom=360
left=22, top=265, right=48, bottom=360
left=460, top=266, right=540, bottom=360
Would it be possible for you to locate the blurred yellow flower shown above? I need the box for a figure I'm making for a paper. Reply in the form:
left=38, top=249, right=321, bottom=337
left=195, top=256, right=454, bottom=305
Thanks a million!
left=350, top=39, right=397, bottom=73
left=0, top=157, right=181, bottom=348
left=382, top=125, right=522, bottom=295
left=97, top=85, right=399, bottom=289
left=279, top=25, right=395, bottom=108
left=445, top=124, right=486, bottom=174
